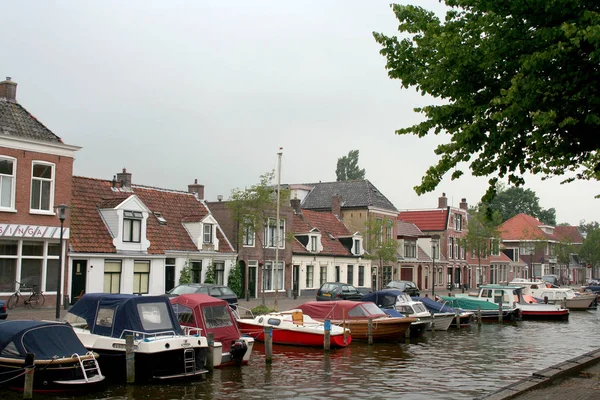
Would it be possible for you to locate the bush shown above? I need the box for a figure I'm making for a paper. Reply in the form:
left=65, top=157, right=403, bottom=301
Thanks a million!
left=251, top=304, right=273, bottom=315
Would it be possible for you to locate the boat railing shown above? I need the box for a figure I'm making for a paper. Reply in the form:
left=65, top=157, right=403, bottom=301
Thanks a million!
left=119, top=329, right=179, bottom=340
left=233, top=305, right=254, bottom=319
left=182, top=326, right=203, bottom=336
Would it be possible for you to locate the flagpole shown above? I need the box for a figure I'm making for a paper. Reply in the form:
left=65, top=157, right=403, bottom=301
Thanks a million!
left=274, top=147, right=282, bottom=312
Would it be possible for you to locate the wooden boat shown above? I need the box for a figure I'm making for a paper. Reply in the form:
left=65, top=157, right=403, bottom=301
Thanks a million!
left=509, top=280, right=597, bottom=310
left=416, top=296, right=474, bottom=328
left=296, top=300, right=416, bottom=342
left=65, top=293, right=210, bottom=382
left=236, top=309, right=351, bottom=348
left=170, top=294, right=254, bottom=367
left=0, top=320, right=104, bottom=393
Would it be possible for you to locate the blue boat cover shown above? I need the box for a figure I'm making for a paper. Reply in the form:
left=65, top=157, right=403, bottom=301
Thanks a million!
left=361, top=289, right=405, bottom=308
left=414, top=296, right=465, bottom=314
left=381, top=308, right=405, bottom=318
left=0, top=320, right=88, bottom=360
left=67, top=293, right=183, bottom=338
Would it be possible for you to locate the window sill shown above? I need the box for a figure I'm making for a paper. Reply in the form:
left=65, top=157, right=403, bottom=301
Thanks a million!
left=29, top=210, right=55, bottom=216
left=0, top=208, right=17, bottom=213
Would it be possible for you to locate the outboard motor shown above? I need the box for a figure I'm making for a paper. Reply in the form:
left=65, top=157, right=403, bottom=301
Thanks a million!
left=230, top=339, right=248, bottom=366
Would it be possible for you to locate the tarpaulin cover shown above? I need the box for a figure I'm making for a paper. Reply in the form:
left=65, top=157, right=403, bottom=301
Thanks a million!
left=0, top=320, right=88, bottom=359
left=296, top=300, right=387, bottom=320
left=170, top=294, right=241, bottom=352
left=415, top=296, right=465, bottom=314
left=361, top=289, right=405, bottom=308
left=66, top=293, right=183, bottom=338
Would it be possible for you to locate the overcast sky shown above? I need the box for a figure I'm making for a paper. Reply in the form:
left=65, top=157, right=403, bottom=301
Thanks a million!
left=2, top=1, right=598, bottom=226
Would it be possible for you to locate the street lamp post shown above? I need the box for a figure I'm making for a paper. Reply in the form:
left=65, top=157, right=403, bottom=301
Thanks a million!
left=431, top=235, right=440, bottom=298
left=55, top=204, right=68, bottom=320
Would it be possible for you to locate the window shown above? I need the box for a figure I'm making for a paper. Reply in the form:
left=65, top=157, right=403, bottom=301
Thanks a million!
left=455, top=214, right=463, bottom=231
left=262, top=261, right=284, bottom=291
left=320, top=265, right=327, bottom=286
left=438, top=268, right=443, bottom=286
left=335, top=265, right=340, bottom=282
left=133, top=261, right=150, bottom=294
left=310, top=236, right=318, bottom=252
left=191, top=260, right=202, bottom=283
left=358, top=265, right=365, bottom=286
left=404, top=240, right=417, bottom=258
left=386, top=220, right=394, bottom=240
left=347, top=265, right=354, bottom=285
left=377, top=218, right=383, bottom=245
left=203, top=223, right=213, bottom=244
left=242, top=217, right=254, bottom=246
left=123, top=210, right=143, bottom=243
left=382, top=266, right=392, bottom=287
left=0, top=157, right=16, bottom=210
left=214, top=262, right=225, bottom=285
left=264, top=218, right=285, bottom=248
left=30, top=162, right=54, bottom=212
left=306, top=265, right=314, bottom=288
left=104, top=260, right=122, bottom=293
left=353, top=239, right=361, bottom=255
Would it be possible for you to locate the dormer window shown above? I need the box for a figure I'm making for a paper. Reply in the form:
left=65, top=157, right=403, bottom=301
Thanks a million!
left=353, top=238, right=361, bottom=255
left=203, top=223, right=213, bottom=244
left=123, top=210, right=143, bottom=242
left=154, top=212, right=167, bottom=225
left=310, top=236, right=318, bottom=252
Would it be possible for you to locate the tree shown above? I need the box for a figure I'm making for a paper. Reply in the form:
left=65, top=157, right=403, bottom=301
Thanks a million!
left=203, top=264, right=215, bottom=284
left=487, top=185, right=556, bottom=225
left=464, top=205, right=501, bottom=286
left=228, top=262, right=243, bottom=298
left=178, top=261, right=192, bottom=284
left=364, top=217, right=398, bottom=290
left=228, top=171, right=290, bottom=305
left=336, top=150, right=366, bottom=181
left=580, top=226, right=600, bottom=279
left=374, top=2, right=600, bottom=201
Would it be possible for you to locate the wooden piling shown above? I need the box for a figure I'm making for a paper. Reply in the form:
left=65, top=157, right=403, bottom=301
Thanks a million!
left=368, top=318, right=373, bottom=345
left=207, top=332, right=215, bottom=371
left=264, top=326, right=273, bottom=364
left=455, top=309, right=461, bottom=330
left=477, top=306, right=482, bottom=325
left=323, top=319, right=331, bottom=352
left=126, top=335, right=135, bottom=383
left=23, top=352, right=34, bottom=399
left=430, top=311, right=435, bottom=330
left=498, top=302, right=503, bottom=322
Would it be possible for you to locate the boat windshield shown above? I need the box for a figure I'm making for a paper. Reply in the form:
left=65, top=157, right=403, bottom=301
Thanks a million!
left=137, top=302, right=175, bottom=331
left=203, top=305, right=234, bottom=328
left=348, top=303, right=385, bottom=317
left=172, top=303, right=195, bottom=326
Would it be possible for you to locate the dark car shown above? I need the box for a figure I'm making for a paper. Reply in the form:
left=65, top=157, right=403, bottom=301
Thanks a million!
left=0, top=300, right=7, bottom=320
left=166, top=283, right=238, bottom=308
left=316, top=282, right=363, bottom=301
left=385, top=280, right=420, bottom=297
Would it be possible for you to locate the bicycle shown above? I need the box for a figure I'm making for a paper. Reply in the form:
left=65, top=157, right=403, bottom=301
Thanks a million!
left=7, top=281, right=46, bottom=309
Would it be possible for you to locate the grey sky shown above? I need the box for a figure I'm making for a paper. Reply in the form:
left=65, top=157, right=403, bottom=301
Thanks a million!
left=2, top=1, right=597, bottom=226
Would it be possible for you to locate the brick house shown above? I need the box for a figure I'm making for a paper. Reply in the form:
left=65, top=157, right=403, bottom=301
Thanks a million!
left=68, top=171, right=237, bottom=299
left=290, top=201, right=370, bottom=297
left=207, top=199, right=294, bottom=300
left=292, top=180, right=398, bottom=290
left=0, top=77, right=80, bottom=306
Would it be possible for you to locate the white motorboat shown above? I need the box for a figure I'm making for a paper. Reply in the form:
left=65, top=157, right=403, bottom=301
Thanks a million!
left=509, top=280, right=596, bottom=310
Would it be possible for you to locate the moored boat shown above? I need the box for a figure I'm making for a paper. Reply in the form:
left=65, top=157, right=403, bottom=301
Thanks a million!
left=296, top=300, right=416, bottom=342
left=0, top=320, right=104, bottom=393
left=170, top=293, right=254, bottom=366
left=509, top=280, right=596, bottom=310
left=236, top=309, right=351, bottom=348
left=415, top=296, right=474, bottom=328
left=64, top=293, right=210, bottom=382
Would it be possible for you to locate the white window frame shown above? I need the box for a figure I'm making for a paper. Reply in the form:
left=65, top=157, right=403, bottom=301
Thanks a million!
left=203, top=223, right=213, bottom=244
left=0, top=156, right=16, bottom=211
left=262, top=260, right=284, bottom=291
left=404, top=240, right=417, bottom=258
left=133, top=260, right=150, bottom=294
left=30, top=161, right=55, bottom=214
left=242, top=217, right=255, bottom=247
left=310, top=236, right=318, bottom=252
left=306, top=265, right=314, bottom=288
left=123, top=210, right=143, bottom=243
left=264, top=218, right=285, bottom=249
left=353, top=239, right=361, bottom=255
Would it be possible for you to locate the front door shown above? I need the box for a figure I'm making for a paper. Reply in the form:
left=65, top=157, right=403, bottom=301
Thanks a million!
left=293, top=265, right=299, bottom=298
left=165, top=264, right=175, bottom=292
left=70, top=260, right=87, bottom=304
left=248, top=265, right=257, bottom=298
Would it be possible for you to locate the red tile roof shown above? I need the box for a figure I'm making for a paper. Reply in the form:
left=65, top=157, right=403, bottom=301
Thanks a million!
left=500, top=213, right=559, bottom=242
left=292, top=210, right=353, bottom=257
left=398, top=209, right=448, bottom=231
left=71, top=176, right=234, bottom=254
left=554, top=226, right=583, bottom=244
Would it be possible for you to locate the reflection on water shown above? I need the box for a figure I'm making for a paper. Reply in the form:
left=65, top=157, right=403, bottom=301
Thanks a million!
left=4, top=310, right=600, bottom=400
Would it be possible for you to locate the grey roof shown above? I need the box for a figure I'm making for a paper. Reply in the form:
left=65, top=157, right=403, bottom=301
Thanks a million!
left=301, top=180, right=398, bottom=212
left=0, top=99, right=62, bottom=143
left=397, top=221, right=423, bottom=237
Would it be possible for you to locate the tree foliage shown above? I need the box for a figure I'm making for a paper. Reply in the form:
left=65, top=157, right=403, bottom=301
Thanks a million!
left=487, top=185, right=556, bottom=225
left=179, top=261, right=192, bottom=284
left=580, top=225, right=600, bottom=273
left=374, top=2, right=600, bottom=201
left=227, top=262, right=243, bottom=297
left=364, top=217, right=398, bottom=290
left=336, top=149, right=366, bottom=181
left=203, top=264, right=215, bottom=284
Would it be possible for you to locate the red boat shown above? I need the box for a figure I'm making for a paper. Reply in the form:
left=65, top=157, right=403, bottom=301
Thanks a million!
left=236, top=309, right=351, bottom=348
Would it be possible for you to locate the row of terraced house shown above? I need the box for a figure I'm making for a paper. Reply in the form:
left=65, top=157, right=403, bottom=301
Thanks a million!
left=0, top=77, right=590, bottom=307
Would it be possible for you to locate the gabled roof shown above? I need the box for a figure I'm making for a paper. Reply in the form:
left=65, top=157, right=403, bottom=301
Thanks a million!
left=396, top=220, right=424, bottom=237
left=300, top=180, right=397, bottom=212
left=500, top=213, right=558, bottom=242
left=398, top=209, right=448, bottom=231
left=0, top=99, right=63, bottom=143
left=292, top=210, right=354, bottom=257
left=554, top=226, right=584, bottom=244
left=71, top=176, right=234, bottom=254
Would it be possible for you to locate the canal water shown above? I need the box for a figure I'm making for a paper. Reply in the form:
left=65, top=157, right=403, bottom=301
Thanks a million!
left=5, top=309, right=600, bottom=399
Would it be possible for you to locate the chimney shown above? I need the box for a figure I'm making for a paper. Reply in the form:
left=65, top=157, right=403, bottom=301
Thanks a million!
left=290, top=198, right=301, bottom=213
left=0, top=77, right=17, bottom=102
left=188, top=179, right=204, bottom=199
left=438, top=192, right=447, bottom=209
left=116, top=168, right=132, bottom=190
left=459, top=198, right=468, bottom=210
left=331, top=194, right=342, bottom=217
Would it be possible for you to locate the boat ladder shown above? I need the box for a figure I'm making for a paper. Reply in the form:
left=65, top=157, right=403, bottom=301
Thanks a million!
left=73, top=352, right=102, bottom=382
left=183, top=348, right=196, bottom=374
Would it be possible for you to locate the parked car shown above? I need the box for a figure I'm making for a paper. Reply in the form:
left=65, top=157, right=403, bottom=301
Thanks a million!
left=0, top=300, right=7, bottom=320
left=385, top=280, right=420, bottom=297
left=316, top=282, right=363, bottom=301
left=166, top=283, right=238, bottom=308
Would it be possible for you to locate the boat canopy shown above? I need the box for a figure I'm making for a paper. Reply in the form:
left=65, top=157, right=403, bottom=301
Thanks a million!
left=170, top=294, right=241, bottom=352
left=0, top=320, right=88, bottom=360
left=66, top=293, right=183, bottom=338
left=440, top=296, right=505, bottom=310
left=361, top=289, right=405, bottom=308
left=297, top=300, right=387, bottom=320
left=417, top=296, right=465, bottom=314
